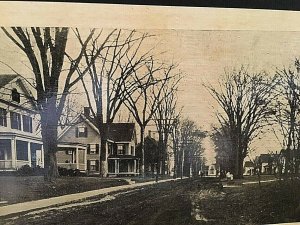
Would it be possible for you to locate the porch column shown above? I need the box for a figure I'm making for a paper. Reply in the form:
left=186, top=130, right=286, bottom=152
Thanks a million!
left=76, top=147, right=79, bottom=169
left=11, top=138, right=16, bottom=168
left=41, top=144, right=44, bottom=168
left=27, top=142, right=31, bottom=167
left=84, top=147, right=87, bottom=171
left=134, top=160, right=137, bottom=174
left=114, top=159, right=117, bottom=174
left=117, top=159, right=119, bottom=174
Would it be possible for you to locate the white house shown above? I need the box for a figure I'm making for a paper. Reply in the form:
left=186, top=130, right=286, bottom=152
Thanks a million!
left=0, top=74, right=44, bottom=171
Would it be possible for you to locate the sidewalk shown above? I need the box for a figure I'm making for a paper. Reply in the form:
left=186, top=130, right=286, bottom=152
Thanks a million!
left=0, top=178, right=185, bottom=217
left=222, top=178, right=277, bottom=188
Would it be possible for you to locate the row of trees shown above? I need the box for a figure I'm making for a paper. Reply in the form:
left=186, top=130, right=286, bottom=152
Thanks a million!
left=208, top=62, right=300, bottom=178
left=2, top=27, right=188, bottom=180
left=137, top=118, right=206, bottom=178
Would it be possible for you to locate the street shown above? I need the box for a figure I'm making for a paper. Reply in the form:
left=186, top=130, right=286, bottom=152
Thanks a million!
left=2, top=179, right=196, bottom=225
left=1, top=177, right=300, bottom=225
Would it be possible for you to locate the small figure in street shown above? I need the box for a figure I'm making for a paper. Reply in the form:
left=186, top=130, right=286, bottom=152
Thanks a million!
left=200, top=171, right=204, bottom=178
left=226, top=171, right=233, bottom=181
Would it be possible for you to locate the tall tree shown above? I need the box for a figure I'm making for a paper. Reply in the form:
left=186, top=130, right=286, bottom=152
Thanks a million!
left=273, top=59, right=300, bottom=175
left=122, top=59, right=176, bottom=176
left=179, top=118, right=206, bottom=177
left=2, top=27, right=103, bottom=180
left=211, top=125, right=235, bottom=173
left=78, top=30, right=153, bottom=176
left=153, top=72, right=181, bottom=175
left=205, top=67, right=276, bottom=178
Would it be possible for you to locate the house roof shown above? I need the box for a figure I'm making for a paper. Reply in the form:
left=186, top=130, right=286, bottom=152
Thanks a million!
left=105, top=123, right=135, bottom=142
left=244, top=161, right=254, bottom=167
left=58, top=114, right=135, bottom=143
left=0, top=74, right=18, bottom=88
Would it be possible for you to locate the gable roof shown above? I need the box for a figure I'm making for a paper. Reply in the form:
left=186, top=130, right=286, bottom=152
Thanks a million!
left=58, top=114, right=100, bottom=140
left=105, top=123, right=135, bottom=142
left=0, top=74, right=18, bottom=88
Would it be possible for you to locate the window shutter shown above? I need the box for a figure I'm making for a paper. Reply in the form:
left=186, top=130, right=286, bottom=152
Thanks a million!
left=29, top=117, right=33, bottom=133
left=75, top=127, right=78, bottom=137
left=96, top=144, right=99, bottom=154
left=84, top=127, right=88, bottom=137
left=95, top=160, right=99, bottom=171
left=87, top=144, right=90, bottom=154
left=87, top=160, right=91, bottom=171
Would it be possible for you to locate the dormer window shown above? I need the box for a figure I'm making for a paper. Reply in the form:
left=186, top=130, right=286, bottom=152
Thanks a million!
left=76, top=126, right=88, bottom=138
left=12, top=89, right=20, bottom=103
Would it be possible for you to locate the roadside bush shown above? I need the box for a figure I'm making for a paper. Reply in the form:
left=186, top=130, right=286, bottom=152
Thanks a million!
left=17, top=165, right=32, bottom=176
left=58, top=167, right=85, bottom=177
left=17, top=165, right=44, bottom=176
left=58, top=167, right=68, bottom=176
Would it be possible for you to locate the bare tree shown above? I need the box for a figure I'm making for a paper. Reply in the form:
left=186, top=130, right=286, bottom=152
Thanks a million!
left=273, top=59, right=300, bottom=175
left=179, top=118, right=206, bottom=177
left=211, top=125, right=235, bottom=174
left=122, top=59, right=177, bottom=176
left=77, top=30, right=154, bottom=176
left=1, top=27, right=103, bottom=180
left=153, top=72, right=181, bottom=175
left=205, top=67, right=276, bottom=178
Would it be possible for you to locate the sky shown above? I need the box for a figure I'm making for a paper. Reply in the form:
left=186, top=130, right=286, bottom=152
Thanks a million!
left=1, top=29, right=300, bottom=163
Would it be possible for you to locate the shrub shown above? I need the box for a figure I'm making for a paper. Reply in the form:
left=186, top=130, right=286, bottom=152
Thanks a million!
left=17, top=165, right=33, bottom=176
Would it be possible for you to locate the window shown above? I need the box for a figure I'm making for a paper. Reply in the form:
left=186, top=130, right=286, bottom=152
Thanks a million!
left=117, top=145, right=124, bottom=155
left=0, top=140, right=11, bottom=160
left=90, top=144, right=96, bottom=154
left=12, top=89, right=20, bottom=103
left=0, top=108, right=7, bottom=127
left=67, top=150, right=73, bottom=155
left=16, top=140, right=28, bottom=161
left=22, top=115, right=32, bottom=133
left=76, top=126, right=87, bottom=137
left=108, top=143, right=113, bottom=155
left=131, top=146, right=134, bottom=155
left=90, top=160, right=96, bottom=171
left=10, top=112, right=21, bottom=130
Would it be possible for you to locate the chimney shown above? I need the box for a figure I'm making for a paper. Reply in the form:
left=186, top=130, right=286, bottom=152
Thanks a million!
left=84, top=107, right=90, bottom=117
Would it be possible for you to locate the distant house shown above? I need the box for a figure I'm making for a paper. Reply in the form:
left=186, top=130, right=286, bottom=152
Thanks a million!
left=204, top=164, right=218, bottom=177
left=0, top=74, right=44, bottom=171
left=57, top=114, right=100, bottom=174
left=107, top=123, right=139, bottom=176
left=257, top=154, right=274, bottom=174
left=243, top=161, right=255, bottom=176
left=57, top=111, right=139, bottom=176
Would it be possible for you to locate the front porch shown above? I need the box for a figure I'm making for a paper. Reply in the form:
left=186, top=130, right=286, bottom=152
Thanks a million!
left=0, top=138, right=43, bottom=171
left=57, top=144, right=86, bottom=171
left=108, top=157, right=139, bottom=177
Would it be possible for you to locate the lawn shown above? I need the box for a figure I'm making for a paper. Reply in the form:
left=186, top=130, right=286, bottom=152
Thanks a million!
left=0, top=176, right=129, bottom=205
left=190, top=178, right=300, bottom=224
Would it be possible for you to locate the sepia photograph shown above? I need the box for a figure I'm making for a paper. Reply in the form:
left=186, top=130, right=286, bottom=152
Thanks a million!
left=0, top=2, right=300, bottom=225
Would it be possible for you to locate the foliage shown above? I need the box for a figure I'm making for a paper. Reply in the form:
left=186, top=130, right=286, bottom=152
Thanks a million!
left=17, top=165, right=44, bottom=176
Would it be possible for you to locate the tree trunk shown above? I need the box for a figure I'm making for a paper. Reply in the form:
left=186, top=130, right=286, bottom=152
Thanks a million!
left=100, top=139, right=108, bottom=177
left=140, top=126, right=145, bottom=177
left=41, top=112, right=59, bottom=182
